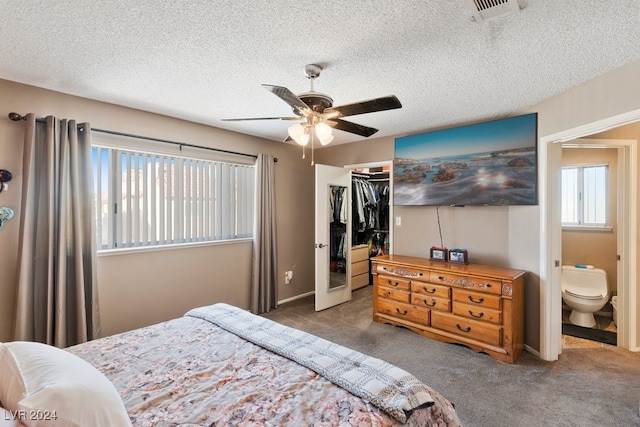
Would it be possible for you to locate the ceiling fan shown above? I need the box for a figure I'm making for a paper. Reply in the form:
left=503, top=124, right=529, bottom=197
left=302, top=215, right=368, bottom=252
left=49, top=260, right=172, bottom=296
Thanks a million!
left=221, top=64, right=402, bottom=150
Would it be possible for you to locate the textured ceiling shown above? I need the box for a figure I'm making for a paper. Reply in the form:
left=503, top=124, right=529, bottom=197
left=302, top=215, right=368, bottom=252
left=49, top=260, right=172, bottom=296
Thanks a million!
left=1, top=1, right=640, bottom=146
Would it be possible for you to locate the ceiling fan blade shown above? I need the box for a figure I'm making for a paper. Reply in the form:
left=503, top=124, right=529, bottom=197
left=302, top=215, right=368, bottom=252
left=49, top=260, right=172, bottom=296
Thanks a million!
left=221, top=116, right=300, bottom=121
left=262, top=84, right=310, bottom=114
left=328, top=119, right=379, bottom=137
left=324, top=95, right=402, bottom=118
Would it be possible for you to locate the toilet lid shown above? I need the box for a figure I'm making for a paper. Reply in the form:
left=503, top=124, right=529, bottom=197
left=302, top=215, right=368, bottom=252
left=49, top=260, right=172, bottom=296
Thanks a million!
left=562, top=285, right=605, bottom=300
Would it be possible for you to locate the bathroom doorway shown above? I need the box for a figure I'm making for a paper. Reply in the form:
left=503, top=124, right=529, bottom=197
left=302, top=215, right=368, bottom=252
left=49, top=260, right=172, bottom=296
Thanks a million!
left=538, top=111, right=639, bottom=361
left=560, top=142, right=621, bottom=347
left=541, top=119, right=638, bottom=360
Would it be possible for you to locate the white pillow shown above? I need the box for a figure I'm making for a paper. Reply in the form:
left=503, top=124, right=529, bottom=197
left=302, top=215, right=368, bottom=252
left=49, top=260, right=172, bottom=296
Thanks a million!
left=0, top=341, right=132, bottom=427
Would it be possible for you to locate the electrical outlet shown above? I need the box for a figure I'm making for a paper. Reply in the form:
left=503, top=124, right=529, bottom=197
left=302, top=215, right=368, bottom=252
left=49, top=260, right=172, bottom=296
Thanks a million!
left=284, top=270, right=293, bottom=284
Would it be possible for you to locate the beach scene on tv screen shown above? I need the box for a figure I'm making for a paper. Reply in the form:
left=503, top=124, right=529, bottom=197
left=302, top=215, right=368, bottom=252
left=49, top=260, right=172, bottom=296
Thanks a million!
left=394, top=113, right=537, bottom=206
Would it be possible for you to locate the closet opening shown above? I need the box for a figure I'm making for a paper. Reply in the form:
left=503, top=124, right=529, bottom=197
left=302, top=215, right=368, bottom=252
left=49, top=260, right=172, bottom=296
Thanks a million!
left=347, top=162, right=393, bottom=291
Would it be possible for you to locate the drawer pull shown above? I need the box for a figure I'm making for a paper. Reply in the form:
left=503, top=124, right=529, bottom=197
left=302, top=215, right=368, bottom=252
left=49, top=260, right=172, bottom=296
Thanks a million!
left=385, top=291, right=392, bottom=297
left=395, top=308, right=408, bottom=315
left=456, top=324, right=472, bottom=333
left=422, top=286, right=436, bottom=294
left=468, top=310, right=484, bottom=319
left=468, top=295, right=485, bottom=304
left=422, top=299, right=436, bottom=307
left=387, top=279, right=400, bottom=287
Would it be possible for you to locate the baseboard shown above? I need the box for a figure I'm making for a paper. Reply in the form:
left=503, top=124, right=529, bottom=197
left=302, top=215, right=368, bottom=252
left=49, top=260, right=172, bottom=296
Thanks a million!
left=524, top=344, right=540, bottom=359
left=278, top=291, right=315, bottom=305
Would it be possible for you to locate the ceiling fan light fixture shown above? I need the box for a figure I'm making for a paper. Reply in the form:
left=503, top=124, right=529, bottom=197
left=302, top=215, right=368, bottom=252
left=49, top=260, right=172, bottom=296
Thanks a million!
left=288, top=123, right=309, bottom=146
left=318, top=132, right=333, bottom=146
left=315, top=122, right=332, bottom=141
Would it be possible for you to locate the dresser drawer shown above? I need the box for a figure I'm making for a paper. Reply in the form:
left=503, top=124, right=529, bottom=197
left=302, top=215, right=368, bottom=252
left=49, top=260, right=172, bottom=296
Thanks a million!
left=411, top=281, right=450, bottom=299
left=352, top=259, right=369, bottom=276
left=374, top=264, right=428, bottom=281
left=431, top=311, right=502, bottom=346
left=377, top=298, right=430, bottom=326
left=352, top=245, right=369, bottom=263
left=376, top=275, right=410, bottom=290
left=378, top=285, right=411, bottom=303
left=352, top=273, right=370, bottom=289
left=453, top=302, right=502, bottom=325
left=452, top=288, right=502, bottom=310
left=430, top=272, right=502, bottom=295
left=411, top=294, right=451, bottom=312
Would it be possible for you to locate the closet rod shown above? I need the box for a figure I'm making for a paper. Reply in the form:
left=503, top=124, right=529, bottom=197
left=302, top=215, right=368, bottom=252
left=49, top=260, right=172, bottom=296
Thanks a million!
left=8, top=112, right=277, bottom=162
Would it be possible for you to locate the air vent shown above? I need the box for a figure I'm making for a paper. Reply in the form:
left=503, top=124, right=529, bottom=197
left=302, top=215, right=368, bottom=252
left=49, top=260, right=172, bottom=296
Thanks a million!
left=469, top=0, right=520, bottom=22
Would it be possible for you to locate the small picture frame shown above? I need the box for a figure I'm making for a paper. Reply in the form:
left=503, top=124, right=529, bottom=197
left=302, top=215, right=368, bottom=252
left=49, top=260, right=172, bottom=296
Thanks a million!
left=448, top=249, right=469, bottom=264
left=430, top=246, right=448, bottom=262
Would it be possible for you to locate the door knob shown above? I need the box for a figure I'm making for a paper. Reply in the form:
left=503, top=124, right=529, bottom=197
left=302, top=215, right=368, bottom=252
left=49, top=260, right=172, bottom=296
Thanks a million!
left=316, top=243, right=327, bottom=248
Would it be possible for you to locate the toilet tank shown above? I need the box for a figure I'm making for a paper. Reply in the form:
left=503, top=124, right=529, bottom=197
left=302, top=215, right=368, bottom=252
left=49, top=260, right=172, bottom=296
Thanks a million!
left=561, top=265, right=608, bottom=293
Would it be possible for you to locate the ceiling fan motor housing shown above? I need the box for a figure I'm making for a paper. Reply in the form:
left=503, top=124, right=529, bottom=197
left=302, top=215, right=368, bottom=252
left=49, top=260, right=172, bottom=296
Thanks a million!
left=297, top=92, right=333, bottom=113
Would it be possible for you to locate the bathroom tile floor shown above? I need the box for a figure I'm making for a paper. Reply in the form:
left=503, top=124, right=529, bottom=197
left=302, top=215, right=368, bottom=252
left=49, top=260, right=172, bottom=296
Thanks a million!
left=562, top=308, right=617, bottom=349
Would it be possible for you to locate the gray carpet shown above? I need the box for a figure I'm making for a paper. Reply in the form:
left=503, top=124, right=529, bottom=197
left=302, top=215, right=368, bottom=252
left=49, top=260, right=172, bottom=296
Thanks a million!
left=263, top=286, right=640, bottom=427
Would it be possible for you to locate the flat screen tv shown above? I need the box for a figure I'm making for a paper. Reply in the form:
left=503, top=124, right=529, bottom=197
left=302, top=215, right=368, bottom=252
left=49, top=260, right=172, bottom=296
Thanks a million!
left=393, top=113, right=538, bottom=206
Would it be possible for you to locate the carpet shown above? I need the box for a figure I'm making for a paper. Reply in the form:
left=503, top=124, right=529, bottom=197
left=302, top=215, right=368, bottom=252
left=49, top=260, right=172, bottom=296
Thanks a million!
left=264, top=286, right=640, bottom=426
left=561, top=322, right=617, bottom=345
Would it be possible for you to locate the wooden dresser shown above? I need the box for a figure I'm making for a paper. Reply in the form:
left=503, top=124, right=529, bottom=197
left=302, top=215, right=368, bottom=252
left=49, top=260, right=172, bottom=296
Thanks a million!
left=371, top=254, right=526, bottom=364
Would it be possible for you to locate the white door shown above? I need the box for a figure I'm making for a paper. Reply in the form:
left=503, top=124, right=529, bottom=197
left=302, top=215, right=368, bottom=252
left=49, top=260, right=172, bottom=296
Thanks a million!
left=315, top=164, right=351, bottom=311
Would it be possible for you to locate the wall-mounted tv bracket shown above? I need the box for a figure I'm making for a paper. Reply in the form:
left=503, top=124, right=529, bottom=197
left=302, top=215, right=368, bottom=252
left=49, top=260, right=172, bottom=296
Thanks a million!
left=0, top=169, right=12, bottom=193
left=0, top=206, right=14, bottom=229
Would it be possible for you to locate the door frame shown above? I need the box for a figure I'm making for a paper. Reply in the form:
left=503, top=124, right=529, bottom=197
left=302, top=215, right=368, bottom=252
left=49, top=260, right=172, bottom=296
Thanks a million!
left=345, top=160, right=394, bottom=255
left=539, top=110, right=639, bottom=360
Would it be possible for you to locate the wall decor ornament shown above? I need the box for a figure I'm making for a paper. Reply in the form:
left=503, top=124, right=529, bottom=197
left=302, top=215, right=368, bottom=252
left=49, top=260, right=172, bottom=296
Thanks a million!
left=0, top=206, right=14, bottom=228
left=0, top=169, right=12, bottom=193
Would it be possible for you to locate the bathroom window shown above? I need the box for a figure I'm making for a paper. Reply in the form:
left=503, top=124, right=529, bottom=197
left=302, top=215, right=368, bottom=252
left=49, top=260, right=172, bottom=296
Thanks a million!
left=561, top=164, right=608, bottom=228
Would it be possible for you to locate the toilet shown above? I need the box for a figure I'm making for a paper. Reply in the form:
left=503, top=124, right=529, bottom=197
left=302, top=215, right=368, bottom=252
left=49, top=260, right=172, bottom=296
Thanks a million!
left=561, top=265, right=609, bottom=328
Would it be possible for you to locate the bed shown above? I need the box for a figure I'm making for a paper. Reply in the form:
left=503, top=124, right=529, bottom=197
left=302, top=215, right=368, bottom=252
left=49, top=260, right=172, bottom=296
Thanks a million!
left=0, top=303, right=461, bottom=426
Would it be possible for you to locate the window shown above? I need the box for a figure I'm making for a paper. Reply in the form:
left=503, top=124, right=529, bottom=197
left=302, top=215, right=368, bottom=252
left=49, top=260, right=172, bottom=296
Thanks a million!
left=561, top=164, right=608, bottom=227
left=92, top=145, right=254, bottom=250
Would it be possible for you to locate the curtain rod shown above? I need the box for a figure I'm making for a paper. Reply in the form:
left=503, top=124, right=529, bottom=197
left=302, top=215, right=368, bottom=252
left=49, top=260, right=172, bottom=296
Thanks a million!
left=8, top=112, right=277, bottom=162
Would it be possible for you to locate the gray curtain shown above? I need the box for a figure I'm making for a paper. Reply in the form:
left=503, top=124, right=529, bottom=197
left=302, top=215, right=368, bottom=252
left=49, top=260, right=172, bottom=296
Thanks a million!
left=14, top=114, right=100, bottom=347
left=250, top=153, right=278, bottom=313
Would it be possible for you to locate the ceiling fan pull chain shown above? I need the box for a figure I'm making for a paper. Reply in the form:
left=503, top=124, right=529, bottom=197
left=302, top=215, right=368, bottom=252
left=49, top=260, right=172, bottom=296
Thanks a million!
left=311, top=131, right=315, bottom=166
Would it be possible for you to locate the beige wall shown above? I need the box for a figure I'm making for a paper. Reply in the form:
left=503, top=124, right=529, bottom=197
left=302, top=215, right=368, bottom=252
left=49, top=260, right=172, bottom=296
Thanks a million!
left=561, top=147, right=618, bottom=299
left=2, top=56, right=640, bottom=351
left=316, top=135, right=541, bottom=349
left=317, top=58, right=640, bottom=352
left=0, top=79, right=316, bottom=340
